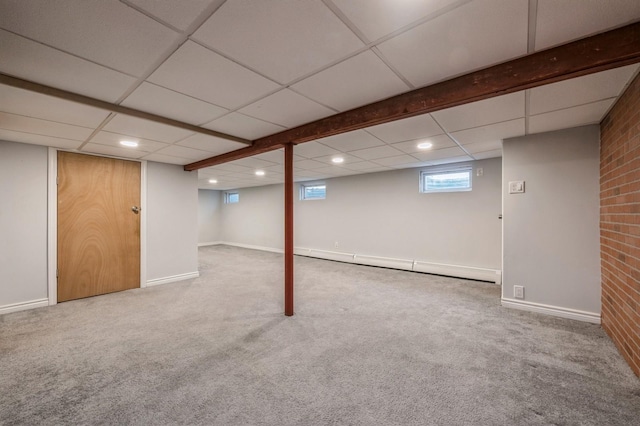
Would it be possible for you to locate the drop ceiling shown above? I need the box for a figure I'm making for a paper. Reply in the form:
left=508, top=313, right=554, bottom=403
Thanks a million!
left=0, top=0, right=638, bottom=190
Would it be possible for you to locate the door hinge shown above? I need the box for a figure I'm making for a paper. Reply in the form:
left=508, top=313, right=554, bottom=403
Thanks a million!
left=56, top=176, right=59, bottom=185
left=56, top=269, right=59, bottom=278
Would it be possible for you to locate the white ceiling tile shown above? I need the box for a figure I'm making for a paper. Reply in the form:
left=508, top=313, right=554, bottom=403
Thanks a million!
left=349, top=144, right=405, bottom=160
left=373, top=155, right=423, bottom=167
left=392, top=161, right=432, bottom=169
left=212, top=163, right=253, bottom=173
left=0, top=111, right=93, bottom=141
left=535, top=0, right=640, bottom=50
left=390, top=134, right=456, bottom=154
left=141, top=153, right=190, bottom=165
left=312, top=153, right=363, bottom=166
left=82, top=143, right=146, bottom=160
left=102, top=114, right=192, bottom=143
left=193, top=0, right=364, bottom=84
left=121, top=82, right=229, bottom=126
left=411, top=146, right=469, bottom=162
left=473, top=149, right=502, bottom=160
left=291, top=51, right=409, bottom=111
left=450, top=119, right=525, bottom=145
left=293, top=142, right=341, bottom=159
left=378, top=0, right=528, bottom=88
left=176, top=133, right=246, bottom=155
left=294, top=159, right=328, bottom=170
left=343, top=161, right=388, bottom=171
left=528, top=99, right=615, bottom=134
left=125, top=0, right=223, bottom=31
left=427, top=155, right=473, bottom=166
left=366, top=114, right=444, bottom=143
left=155, top=145, right=211, bottom=160
left=316, top=129, right=386, bottom=152
left=0, top=84, right=110, bottom=128
left=89, top=131, right=168, bottom=153
left=461, top=139, right=502, bottom=154
left=529, top=65, right=639, bottom=115
left=332, top=0, right=464, bottom=41
left=203, top=112, right=286, bottom=140
left=313, top=166, right=357, bottom=176
left=239, top=89, right=335, bottom=128
left=148, top=41, right=280, bottom=109
left=0, top=30, right=135, bottom=103
left=431, top=92, right=525, bottom=132
left=232, top=157, right=279, bottom=169
left=0, top=128, right=82, bottom=149
left=0, top=0, right=181, bottom=76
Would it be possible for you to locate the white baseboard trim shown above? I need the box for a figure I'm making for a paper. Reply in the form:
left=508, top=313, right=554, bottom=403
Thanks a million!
left=218, top=241, right=284, bottom=254
left=308, top=249, right=355, bottom=263
left=198, top=241, right=223, bottom=247
left=145, top=271, right=200, bottom=288
left=0, top=298, right=49, bottom=315
left=501, top=298, right=601, bottom=324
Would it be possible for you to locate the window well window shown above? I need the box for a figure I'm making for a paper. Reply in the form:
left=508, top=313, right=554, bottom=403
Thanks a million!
left=420, top=166, right=472, bottom=193
left=224, top=191, right=239, bottom=204
left=300, top=183, right=326, bottom=200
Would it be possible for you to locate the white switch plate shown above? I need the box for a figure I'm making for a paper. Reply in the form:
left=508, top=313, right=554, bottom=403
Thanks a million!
left=476, top=168, right=483, bottom=177
left=509, top=181, right=525, bottom=193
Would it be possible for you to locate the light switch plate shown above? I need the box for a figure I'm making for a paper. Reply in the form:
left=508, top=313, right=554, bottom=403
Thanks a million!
left=509, top=181, right=525, bottom=194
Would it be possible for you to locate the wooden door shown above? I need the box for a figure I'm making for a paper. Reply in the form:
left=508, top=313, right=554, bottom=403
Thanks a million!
left=57, top=152, right=141, bottom=302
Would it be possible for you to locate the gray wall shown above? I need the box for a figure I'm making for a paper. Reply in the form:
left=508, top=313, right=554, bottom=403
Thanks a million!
left=502, top=125, right=601, bottom=314
left=220, top=184, right=284, bottom=250
left=0, top=141, right=48, bottom=307
left=146, top=162, right=199, bottom=281
left=198, top=189, right=221, bottom=244
left=218, top=157, right=503, bottom=270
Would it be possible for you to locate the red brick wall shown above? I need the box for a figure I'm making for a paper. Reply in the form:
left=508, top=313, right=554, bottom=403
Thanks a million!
left=600, top=71, right=640, bottom=377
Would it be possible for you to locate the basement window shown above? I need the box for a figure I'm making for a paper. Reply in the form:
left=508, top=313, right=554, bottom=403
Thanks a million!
left=224, top=191, right=239, bottom=204
left=420, top=166, right=472, bottom=193
left=300, top=183, right=326, bottom=200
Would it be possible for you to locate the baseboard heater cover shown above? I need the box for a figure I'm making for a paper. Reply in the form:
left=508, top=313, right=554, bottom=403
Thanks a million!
left=145, top=271, right=200, bottom=287
left=413, top=261, right=501, bottom=284
left=0, top=298, right=49, bottom=315
left=354, top=254, right=414, bottom=271
left=501, top=298, right=601, bottom=324
left=307, top=249, right=355, bottom=263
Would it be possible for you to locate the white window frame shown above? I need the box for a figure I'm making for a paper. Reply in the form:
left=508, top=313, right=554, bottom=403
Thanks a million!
left=420, top=165, right=473, bottom=193
left=224, top=191, right=240, bottom=204
left=300, top=182, right=326, bottom=200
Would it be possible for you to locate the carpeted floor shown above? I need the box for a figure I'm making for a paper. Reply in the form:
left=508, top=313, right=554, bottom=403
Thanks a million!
left=1, top=245, right=638, bottom=425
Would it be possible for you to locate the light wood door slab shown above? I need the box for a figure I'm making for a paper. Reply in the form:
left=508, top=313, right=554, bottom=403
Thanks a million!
left=57, top=152, right=140, bottom=302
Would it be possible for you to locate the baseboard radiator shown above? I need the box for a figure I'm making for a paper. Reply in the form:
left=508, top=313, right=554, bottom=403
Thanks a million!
left=294, top=247, right=501, bottom=284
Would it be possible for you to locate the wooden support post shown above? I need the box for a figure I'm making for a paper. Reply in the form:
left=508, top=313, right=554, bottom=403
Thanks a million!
left=284, top=143, right=294, bottom=316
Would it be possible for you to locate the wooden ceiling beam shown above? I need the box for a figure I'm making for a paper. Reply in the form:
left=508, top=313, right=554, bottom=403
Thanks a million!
left=0, top=73, right=251, bottom=145
left=185, top=21, right=640, bottom=171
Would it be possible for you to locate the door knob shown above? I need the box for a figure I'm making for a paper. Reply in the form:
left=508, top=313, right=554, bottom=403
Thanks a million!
left=131, top=206, right=141, bottom=214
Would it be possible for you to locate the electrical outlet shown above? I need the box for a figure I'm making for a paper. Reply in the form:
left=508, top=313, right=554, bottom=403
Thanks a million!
left=514, top=285, right=524, bottom=299
left=334, top=241, right=339, bottom=248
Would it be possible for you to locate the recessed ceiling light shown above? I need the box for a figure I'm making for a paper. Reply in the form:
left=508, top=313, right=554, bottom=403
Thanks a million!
left=255, top=170, right=265, bottom=176
left=417, top=141, right=433, bottom=150
left=332, top=157, right=344, bottom=164
left=208, top=179, right=218, bottom=184
left=119, top=140, right=138, bottom=148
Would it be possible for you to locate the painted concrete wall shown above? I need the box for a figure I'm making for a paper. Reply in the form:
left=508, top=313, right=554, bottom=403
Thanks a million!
left=198, top=189, right=221, bottom=245
left=146, top=162, right=199, bottom=281
left=217, top=157, right=503, bottom=270
left=0, top=140, right=48, bottom=308
left=502, top=125, right=601, bottom=316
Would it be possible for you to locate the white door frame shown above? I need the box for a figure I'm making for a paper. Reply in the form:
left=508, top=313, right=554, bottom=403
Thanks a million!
left=47, top=148, right=147, bottom=305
